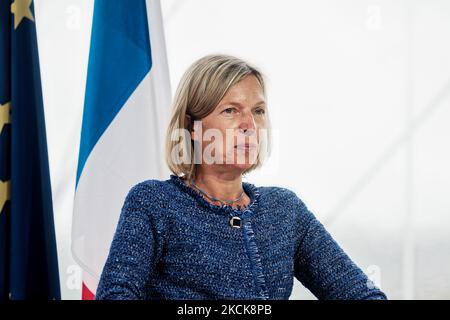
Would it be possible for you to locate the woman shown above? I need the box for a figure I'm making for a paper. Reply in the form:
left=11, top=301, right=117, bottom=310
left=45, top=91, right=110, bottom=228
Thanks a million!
left=96, top=54, right=387, bottom=300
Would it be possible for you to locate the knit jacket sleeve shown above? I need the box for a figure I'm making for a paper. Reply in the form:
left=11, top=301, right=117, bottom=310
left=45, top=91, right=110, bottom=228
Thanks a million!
left=291, top=193, right=388, bottom=300
left=95, top=181, right=163, bottom=300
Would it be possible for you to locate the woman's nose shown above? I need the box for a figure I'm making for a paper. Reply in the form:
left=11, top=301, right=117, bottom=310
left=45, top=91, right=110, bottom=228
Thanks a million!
left=239, top=112, right=256, bottom=134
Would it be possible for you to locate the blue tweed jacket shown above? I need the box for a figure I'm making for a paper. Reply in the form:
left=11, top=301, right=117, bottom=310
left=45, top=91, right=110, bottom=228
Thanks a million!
left=96, top=174, right=387, bottom=300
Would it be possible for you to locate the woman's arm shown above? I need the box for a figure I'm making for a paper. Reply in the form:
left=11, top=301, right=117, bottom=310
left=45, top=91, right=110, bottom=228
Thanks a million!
left=96, top=182, right=162, bottom=300
left=292, top=194, right=387, bottom=300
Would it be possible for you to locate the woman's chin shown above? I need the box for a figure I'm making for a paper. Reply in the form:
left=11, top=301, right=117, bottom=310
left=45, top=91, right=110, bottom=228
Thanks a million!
left=224, top=163, right=253, bottom=172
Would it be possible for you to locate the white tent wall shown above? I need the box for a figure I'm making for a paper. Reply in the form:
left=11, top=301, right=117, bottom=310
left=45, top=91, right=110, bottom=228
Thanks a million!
left=34, top=0, right=450, bottom=300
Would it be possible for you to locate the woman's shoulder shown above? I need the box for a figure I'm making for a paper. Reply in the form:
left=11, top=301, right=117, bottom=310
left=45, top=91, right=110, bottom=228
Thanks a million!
left=123, top=176, right=177, bottom=207
left=257, top=184, right=302, bottom=202
left=126, top=178, right=166, bottom=197
left=257, top=184, right=313, bottom=219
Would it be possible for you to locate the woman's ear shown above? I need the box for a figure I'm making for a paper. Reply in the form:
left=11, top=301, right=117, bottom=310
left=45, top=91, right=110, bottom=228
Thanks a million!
left=185, top=114, right=192, bottom=130
left=185, top=114, right=195, bottom=140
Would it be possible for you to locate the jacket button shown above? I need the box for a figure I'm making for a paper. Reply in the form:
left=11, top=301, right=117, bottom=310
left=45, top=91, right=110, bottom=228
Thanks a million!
left=229, top=216, right=242, bottom=228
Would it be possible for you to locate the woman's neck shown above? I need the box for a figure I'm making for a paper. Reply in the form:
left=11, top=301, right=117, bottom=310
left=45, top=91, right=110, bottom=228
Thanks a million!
left=186, top=169, right=250, bottom=208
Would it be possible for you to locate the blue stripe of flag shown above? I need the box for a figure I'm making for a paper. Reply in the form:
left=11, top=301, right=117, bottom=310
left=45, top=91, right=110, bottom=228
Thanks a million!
left=76, top=0, right=152, bottom=185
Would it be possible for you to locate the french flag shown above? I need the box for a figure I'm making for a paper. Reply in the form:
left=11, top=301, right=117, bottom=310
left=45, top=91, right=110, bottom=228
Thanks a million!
left=72, top=0, right=171, bottom=299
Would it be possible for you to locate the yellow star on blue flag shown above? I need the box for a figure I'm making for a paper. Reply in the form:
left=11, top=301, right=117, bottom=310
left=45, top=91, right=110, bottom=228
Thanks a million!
left=11, top=0, right=35, bottom=29
left=0, top=180, right=10, bottom=213
left=0, top=102, right=11, bottom=134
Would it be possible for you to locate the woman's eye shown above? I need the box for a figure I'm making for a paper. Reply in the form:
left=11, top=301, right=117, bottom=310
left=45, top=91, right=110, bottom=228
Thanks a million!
left=222, top=107, right=236, bottom=114
left=255, top=108, right=265, bottom=115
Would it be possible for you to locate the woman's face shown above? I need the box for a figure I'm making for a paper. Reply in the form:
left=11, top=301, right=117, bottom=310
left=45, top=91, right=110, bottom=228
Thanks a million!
left=192, top=75, right=267, bottom=172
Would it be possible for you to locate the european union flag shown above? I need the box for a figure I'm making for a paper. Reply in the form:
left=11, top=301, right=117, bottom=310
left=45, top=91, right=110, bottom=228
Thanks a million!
left=0, top=0, right=60, bottom=299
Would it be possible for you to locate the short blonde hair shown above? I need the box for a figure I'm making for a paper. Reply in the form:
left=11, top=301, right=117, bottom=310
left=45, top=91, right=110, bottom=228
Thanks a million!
left=165, top=54, right=272, bottom=180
